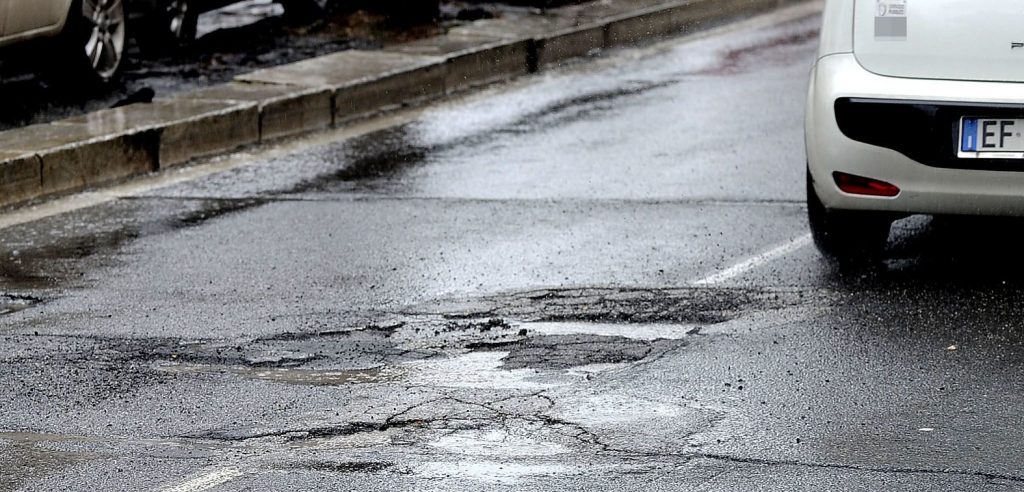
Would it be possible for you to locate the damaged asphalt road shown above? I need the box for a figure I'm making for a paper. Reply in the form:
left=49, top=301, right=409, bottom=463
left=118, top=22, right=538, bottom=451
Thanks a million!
left=4, top=2, right=1024, bottom=490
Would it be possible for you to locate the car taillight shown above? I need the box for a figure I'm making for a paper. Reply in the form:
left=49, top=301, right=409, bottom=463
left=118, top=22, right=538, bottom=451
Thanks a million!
left=833, top=171, right=900, bottom=197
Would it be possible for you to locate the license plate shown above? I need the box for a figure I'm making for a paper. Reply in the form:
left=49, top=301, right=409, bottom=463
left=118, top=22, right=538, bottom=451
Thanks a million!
left=959, top=117, right=1024, bottom=159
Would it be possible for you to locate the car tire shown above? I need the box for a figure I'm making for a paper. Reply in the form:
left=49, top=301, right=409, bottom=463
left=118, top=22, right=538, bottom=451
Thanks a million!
left=54, top=0, right=128, bottom=87
left=807, top=169, right=893, bottom=265
left=138, top=0, right=199, bottom=53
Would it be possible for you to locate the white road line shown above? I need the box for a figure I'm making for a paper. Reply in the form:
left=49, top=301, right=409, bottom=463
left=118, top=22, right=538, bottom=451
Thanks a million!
left=162, top=467, right=243, bottom=492
left=690, top=233, right=813, bottom=286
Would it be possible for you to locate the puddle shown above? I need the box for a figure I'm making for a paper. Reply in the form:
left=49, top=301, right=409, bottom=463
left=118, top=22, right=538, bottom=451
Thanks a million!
left=554, top=394, right=698, bottom=426
left=519, top=321, right=699, bottom=340
left=158, top=363, right=397, bottom=386
left=405, top=331, right=676, bottom=386
left=403, top=352, right=555, bottom=390
left=415, top=461, right=576, bottom=484
left=428, top=430, right=571, bottom=457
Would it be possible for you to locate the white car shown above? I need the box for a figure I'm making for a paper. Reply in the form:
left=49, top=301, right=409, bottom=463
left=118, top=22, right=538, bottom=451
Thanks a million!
left=0, top=0, right=127, bottom=85
left=806, top=0, right=1024, bottom=262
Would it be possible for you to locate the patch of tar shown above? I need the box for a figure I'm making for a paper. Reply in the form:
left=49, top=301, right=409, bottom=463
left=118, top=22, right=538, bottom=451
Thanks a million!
left=0, top=438, right=97, bottom=492
left=0, top=197, right=268, bottom=291
left=0, top=294, right=41, bottom=316
left=157, top=363, right=398, bottom=386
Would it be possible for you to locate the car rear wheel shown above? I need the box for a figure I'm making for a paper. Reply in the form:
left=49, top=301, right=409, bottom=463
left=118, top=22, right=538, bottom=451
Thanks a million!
left=56, top=0, right=127, bottom=87
left=807, top=169, right=893, bottom=265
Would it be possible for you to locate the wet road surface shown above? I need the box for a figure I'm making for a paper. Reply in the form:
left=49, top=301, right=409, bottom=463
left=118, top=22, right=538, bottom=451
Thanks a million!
left=4, top=2, right=1024, bottom=489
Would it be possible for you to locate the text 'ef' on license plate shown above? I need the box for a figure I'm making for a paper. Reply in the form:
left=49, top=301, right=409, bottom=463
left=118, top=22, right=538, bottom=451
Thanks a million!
left=960, top=117, right=1024, bottom=159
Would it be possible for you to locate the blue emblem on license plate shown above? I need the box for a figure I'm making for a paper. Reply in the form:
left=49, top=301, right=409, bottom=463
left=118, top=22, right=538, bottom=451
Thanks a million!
left=962, top=118, right=978, bottom=152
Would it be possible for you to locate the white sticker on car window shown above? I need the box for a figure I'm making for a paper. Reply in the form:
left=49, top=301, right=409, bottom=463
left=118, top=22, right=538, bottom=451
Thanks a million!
left=876, top=0, right=907, bottom=39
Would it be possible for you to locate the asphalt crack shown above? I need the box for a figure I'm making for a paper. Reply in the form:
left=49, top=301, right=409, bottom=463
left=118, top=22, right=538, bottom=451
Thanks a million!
left=695, top=453, right=1024, bottom=484
left=189, top=391, right=559, bottom=446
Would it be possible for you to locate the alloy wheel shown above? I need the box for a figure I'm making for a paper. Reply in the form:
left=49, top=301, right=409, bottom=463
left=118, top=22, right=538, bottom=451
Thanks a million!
left=82, top=0, right=126, bottom=81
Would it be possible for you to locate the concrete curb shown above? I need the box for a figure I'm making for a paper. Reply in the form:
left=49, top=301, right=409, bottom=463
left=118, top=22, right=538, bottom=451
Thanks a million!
left=0, top=152, right=43, bottom=204
left=534, top=23, right=607, bottom=69
left=385, top=33, right=533, bottom=94
left=179, top=82, right=333, bottom=144
left=0, top=0, right=812, bottom=209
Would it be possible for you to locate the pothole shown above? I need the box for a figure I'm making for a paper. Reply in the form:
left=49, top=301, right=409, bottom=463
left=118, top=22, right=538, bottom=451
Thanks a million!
left=403, top=352, right=555, bottom=390
left=138, top=288, right=786, bottom=390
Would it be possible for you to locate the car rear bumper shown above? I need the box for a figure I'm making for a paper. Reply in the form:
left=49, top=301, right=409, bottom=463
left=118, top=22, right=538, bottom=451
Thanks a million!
left=806, top=53, right=1024, bottom=217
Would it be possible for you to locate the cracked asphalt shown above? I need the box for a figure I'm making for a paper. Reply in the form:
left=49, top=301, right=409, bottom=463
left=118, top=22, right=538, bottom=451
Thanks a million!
left=3, top=2, right=1024, bottom=490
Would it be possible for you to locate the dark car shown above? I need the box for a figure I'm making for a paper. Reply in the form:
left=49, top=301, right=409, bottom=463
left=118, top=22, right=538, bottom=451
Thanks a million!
left=133, top=0, right=439, bottom=48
